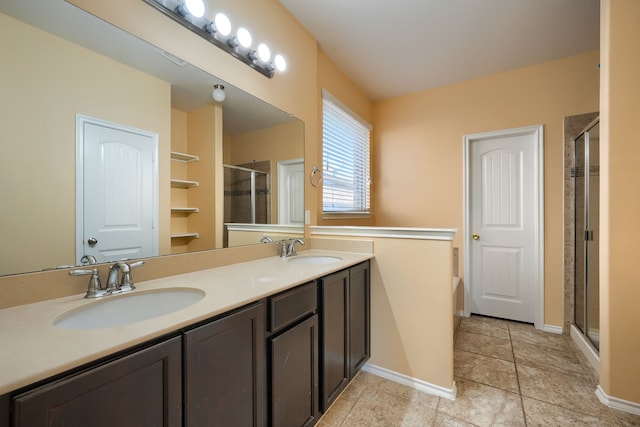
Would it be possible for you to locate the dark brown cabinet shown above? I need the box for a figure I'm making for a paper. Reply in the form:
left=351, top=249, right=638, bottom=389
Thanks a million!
left=184, top=302, right=266, bottom=427
left=268, top=282, right=319, bottom=427
left=11, top=336, right=182, bottom=427
left=319, top=261, right=370, bottom=411
left=4, top=260, right=371, bottom=427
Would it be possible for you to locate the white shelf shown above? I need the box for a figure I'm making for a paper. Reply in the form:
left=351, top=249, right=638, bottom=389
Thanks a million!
left=171, top=232, right=200, bottom=239
left=170, top=151, right=199, bottom=162
left=171, top=179, right=199, bottom=188
left=171, top=207, right=199, bottom=213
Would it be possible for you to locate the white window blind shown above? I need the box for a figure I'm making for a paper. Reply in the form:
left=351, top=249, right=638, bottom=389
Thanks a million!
left=322, top=90, right=371, bottom=214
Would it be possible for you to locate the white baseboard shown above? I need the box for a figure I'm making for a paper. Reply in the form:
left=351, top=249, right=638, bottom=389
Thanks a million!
left=570, top=324, right=599, bottom=374
left=596, top=385, right=640, bottom=416
left=362, top=363, right=457, bottom=400
left=541, top=324, right=564, bottom=334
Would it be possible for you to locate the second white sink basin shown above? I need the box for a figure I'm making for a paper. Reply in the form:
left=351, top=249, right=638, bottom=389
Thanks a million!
left=54, top=287, right=205, bottom=330
left=288, top=256, right=342, bottom=265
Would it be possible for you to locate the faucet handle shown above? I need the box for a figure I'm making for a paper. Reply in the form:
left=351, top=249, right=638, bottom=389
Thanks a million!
left=288, top=239, right=305, bottom=256
left=276, top=240, right=289, bottom=257
left=70, top=268, right=108, bottom=299
left=120, top=260, right=145, bottom=292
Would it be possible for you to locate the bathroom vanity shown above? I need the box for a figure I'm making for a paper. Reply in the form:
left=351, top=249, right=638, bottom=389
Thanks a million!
left=0, top=252, right=371, bottom=427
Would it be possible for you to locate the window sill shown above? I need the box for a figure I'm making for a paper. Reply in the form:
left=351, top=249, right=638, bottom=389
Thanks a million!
left=322, top=212, right=372, bottom=220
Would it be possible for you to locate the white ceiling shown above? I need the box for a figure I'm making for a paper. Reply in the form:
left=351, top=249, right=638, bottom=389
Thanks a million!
left=279, top=0, right=600, bottom=101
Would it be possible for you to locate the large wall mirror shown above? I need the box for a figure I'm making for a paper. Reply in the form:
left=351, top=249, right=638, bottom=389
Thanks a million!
left=0, top=0, right=304, bottom=277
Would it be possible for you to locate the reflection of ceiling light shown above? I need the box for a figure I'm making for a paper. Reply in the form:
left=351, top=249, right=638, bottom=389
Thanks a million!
left=144, top=0, right=288, bottom=78
left=177, top=0, right=205, bottom=18
left=212, top=84, right=226, bottom=102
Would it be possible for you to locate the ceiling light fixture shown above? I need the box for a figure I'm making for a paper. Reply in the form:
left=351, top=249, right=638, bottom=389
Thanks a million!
left=212, top=84, right=226, bottom=102
left=143, top=0, right=288, bottom=78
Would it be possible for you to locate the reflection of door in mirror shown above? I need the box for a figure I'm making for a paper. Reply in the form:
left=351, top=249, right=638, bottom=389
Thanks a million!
left=278, top=159, right=304, bottom=225
left=77, top=116, right=159, bottom=264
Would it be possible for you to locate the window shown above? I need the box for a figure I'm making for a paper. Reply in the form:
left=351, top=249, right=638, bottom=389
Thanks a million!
left=322, top=90, right=372, bottom=216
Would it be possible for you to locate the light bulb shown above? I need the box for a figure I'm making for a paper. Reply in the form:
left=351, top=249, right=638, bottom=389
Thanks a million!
left=212, top=84, right=226, bottom=102
left=207, top=13, right=231, bottom=38
left=256, top=43, right=271, bottom=63
left=274, top=54, right=287, bottom=72
left=178, top=0, right=205, bottom=18
left=236, top=27, right=252, bottom=49
left=213, top=13, right=231, bottom=37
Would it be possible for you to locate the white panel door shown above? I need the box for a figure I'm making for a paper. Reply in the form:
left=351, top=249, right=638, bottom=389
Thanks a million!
left=278, top=159, right=304, bottom=225
left=469, top=131, right=538, bottom=323
left=80, top=118, right=158, bottom=263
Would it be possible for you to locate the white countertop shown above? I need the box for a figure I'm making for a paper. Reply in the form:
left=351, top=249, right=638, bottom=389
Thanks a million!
left=0, top=250, right=372, bottom=395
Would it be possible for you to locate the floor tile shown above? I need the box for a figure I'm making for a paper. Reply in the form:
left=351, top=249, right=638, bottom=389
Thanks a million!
left=455, top=331, right=514, bottom=362
left=437, top=378, right=525, bottom=427
left=566, top=338, right=600, bottom=385
left=517, top=364, right=611, bottom=418
left=459, top=317, right=510, bottom=340
left=522, top=397, right=621, bottom=426
left=512, top=339, right=586, bottom=375
left=340, top=388, right=437, bottom=427
left=433, top=412, right=479, bottom=426
left=613, top=408, right=640, bottom=427
left=508, top=322, right=572, bottom=352
left=454, top=350, right=519, bottom=393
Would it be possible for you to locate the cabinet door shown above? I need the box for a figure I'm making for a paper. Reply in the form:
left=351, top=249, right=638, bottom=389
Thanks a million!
left=184, top=302, right=266, bottom=427
left=12, top=336, right=182, bottom=427
left=270, top=315, right=319, bottom=427
left=319, top=269, right=349, bottom=411
left=349, top=262, right=371, bottom=376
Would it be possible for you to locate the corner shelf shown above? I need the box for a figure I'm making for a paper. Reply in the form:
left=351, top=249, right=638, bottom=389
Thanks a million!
left=171, top=232, right=200, bottom=239
left=171, top=207, right=199, bottom=213
left=171, top=151, right=199, bottom=162
left=171, top=179, right=199, bottom=188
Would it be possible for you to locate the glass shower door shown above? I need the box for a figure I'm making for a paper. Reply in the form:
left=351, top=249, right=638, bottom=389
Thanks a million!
left=574, top=119, right=599, bottom=350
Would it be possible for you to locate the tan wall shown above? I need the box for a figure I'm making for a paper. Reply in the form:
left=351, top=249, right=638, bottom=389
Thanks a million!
left=599, top=0, right=640, bottom=404
left=316, top=49, right=375, bottom=226
left=313, top=236, right=454, bottom=390
left=0, top=12, right=171, bottom=275
left=372, top=51, right=600, bottom=327
left=227, top=121, right=304, bottom=221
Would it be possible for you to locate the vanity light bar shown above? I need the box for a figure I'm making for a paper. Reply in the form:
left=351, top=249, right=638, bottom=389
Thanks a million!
left=143, top=0, right=287, bottom=78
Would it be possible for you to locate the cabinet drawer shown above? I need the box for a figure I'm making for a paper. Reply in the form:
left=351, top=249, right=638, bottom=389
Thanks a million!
left=269, top=281, right=317, bottom=333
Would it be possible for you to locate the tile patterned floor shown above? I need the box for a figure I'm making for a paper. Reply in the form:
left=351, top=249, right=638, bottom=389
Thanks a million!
left=317, top=315, right=640, bottom=426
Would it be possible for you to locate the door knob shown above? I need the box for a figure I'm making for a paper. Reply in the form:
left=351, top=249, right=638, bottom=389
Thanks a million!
left=472, top=234, right=480, bottom=240
left=87, top=237, right=98, bottom=246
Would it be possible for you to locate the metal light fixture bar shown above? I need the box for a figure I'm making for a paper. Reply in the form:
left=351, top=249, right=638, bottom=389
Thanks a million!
left=143, top=0, right=275, bottom=78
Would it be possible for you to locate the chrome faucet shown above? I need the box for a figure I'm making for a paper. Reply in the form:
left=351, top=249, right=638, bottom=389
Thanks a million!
left=273, top=238, right=305, bottom=257
left=80, top=255, right=97, bottom=265
left=70, top=260, right=144, bottom=298
left=106, top=260, right=144, bottom=293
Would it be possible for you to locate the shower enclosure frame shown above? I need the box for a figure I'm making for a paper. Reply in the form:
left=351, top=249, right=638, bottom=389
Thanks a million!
left=573, top=116, right=600, bottom=352
left=223, top=164, right=270, bottom=225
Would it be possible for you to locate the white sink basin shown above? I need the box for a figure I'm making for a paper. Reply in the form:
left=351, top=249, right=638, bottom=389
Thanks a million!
left=288, top=256, right=342, bottom=265
left=54, top=288, right=205, bottom=330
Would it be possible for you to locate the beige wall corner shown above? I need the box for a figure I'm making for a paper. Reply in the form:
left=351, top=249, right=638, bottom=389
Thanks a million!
left=599, top=0, right=640, bottom=406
